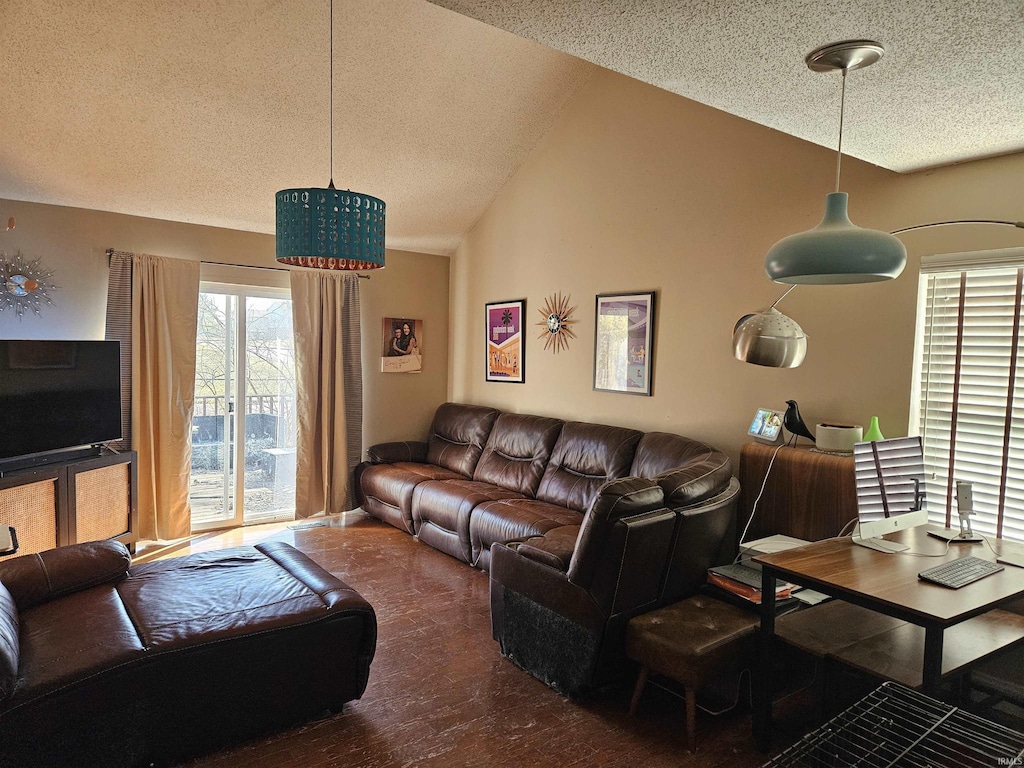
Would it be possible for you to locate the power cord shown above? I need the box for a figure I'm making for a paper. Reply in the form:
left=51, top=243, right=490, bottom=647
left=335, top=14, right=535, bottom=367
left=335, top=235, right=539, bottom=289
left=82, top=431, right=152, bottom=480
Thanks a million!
left=976, top=532, right=1002, bottom=557
left=895, top=538, right=952, bottom=558
left=645, top=668, right=756, bottom=717
left=734, top=443, right=787, bottom=563
left=837, top=517, right=858, bottom=538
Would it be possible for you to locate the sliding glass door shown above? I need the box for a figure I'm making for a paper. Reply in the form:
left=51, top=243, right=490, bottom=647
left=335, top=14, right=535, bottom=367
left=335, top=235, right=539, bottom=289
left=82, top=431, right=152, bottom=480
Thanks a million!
left=190, top=284, right=296, bottom=531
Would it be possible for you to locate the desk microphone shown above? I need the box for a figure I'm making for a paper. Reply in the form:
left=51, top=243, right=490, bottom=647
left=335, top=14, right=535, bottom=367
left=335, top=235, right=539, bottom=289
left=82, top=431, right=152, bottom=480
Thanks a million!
left=954, top=481, right=983, bottom=542
left=926, top=479, right=984, bottom=543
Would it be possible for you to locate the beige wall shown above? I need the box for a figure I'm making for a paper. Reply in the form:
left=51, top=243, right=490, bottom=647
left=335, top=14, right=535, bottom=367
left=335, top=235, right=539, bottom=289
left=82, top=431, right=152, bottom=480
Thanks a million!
left=360, top=248, right=450, bottom=445
left=0, top=198, right=449, bottom=449
left=449, top=68, right=1024, bottom=467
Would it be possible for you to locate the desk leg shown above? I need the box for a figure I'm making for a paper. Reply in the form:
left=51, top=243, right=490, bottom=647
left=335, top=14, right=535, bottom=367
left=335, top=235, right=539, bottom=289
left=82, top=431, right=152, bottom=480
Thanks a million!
left=923, top=626, right=943, bottom=698
left=754, top=568, right=776, bottom=752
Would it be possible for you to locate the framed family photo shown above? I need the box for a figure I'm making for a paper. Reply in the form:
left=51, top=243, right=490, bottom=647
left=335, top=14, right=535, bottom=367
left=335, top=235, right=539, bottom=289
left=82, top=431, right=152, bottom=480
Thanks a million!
left=485, top=299, right=525, bottom=383
left=593, top=291, right=655, bottom=396
left=381, top=318, right=423, bottom=373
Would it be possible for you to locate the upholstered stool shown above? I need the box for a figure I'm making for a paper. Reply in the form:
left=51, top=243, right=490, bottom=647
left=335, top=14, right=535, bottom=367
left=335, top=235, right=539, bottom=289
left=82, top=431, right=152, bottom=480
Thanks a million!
left=626, top=595, right=759, bottom=748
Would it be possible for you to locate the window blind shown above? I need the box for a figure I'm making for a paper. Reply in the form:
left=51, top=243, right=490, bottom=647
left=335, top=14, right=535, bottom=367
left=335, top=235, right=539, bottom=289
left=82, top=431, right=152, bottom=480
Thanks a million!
left=913, top=248, right=1024, bottom=540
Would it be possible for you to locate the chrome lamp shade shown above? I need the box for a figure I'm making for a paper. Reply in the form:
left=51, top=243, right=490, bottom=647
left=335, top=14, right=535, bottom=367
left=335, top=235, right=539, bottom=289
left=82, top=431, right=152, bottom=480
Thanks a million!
left=765, top=193, right=906, bottom=284
left=276, top=187, right=386, bottom=270
left=733, top=307, right=807, bottom=368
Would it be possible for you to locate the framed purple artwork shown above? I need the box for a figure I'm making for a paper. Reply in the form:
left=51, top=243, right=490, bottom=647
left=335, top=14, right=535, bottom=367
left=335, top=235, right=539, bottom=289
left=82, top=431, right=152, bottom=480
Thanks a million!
left=593, top=291, right=655, bottom=396
left=485, top=300, right=525, bottom=383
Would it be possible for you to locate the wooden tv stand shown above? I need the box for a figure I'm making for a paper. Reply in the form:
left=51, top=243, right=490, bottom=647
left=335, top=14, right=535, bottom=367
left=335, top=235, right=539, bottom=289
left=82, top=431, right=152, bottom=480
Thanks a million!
left=0, top=449, right=138, bottom=556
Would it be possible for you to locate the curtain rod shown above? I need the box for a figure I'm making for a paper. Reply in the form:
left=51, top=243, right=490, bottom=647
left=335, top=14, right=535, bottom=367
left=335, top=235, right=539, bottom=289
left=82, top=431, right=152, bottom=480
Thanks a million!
left=105, top=249, right=370, bottom=278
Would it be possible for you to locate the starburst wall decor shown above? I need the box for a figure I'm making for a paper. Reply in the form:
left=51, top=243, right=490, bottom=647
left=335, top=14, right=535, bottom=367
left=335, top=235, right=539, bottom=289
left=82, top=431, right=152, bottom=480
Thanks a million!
left=0, top=252, right=58, bottom=319
left=536, top=292, right=577, bottom=354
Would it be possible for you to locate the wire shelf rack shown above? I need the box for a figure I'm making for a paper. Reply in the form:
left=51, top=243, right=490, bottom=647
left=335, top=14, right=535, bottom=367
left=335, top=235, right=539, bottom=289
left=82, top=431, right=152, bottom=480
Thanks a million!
left=764, top=681, right=1024, bottom=767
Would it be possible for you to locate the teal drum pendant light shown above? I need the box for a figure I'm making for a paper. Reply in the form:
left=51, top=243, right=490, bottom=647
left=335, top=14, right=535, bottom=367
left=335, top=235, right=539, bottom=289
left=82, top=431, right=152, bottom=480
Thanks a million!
left=276, top=0, right=385, bottom=270
left=764, top=41, right=905, bottom=285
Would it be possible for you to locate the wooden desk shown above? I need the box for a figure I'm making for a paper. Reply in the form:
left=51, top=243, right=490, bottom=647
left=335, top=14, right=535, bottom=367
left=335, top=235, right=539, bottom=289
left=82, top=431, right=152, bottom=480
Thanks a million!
left=738, top=443, right=856, bottom=542
left=752, top=527, right=1024, bottom=750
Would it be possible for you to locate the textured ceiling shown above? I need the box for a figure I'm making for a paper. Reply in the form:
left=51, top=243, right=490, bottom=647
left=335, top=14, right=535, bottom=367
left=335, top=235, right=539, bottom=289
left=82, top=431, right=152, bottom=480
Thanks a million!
left=5, top=2, right=1021, bottom=254
left=0, top=0, right=592, bottom=254
left=430, top=0, right=1024, bottom=173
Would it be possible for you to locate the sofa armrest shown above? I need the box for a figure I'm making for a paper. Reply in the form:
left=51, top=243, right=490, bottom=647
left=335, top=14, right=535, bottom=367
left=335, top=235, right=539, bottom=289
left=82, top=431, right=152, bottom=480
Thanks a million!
left=490, top=508, right=677, bottom=698
left=0, top=540, right=131, bottom=612
left=366, top=441, right=428, bottom=464
left=661, top=476, right=741, bottom=603
left=514, top=525, right=579, bottom=573
left=655, top=454, right=733, bottom=508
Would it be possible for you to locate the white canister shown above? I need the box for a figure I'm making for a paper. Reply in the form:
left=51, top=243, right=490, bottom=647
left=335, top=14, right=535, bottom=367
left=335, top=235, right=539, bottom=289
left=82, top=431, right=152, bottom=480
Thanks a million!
left=815, top=423, right=863, bottom=453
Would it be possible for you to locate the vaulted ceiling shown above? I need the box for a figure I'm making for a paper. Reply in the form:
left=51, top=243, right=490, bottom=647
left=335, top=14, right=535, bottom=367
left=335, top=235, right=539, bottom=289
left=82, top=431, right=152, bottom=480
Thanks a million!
left=431, top=0, right=1024, bottom=173
left=2, top=1, right=1021, bottom=255
left=0, top=0, right=592, bottom=255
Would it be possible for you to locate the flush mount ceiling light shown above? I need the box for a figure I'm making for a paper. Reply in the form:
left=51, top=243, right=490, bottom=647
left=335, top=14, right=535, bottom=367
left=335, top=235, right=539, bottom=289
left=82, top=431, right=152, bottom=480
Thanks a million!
left=275, top=0, right=385, bottom=270
left=764, top=40, right=906, bottom=285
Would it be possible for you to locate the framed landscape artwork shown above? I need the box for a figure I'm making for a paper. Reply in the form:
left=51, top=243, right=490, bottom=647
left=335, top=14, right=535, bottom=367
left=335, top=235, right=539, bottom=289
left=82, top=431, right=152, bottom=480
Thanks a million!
left=381, top=318, right=423, bottom=373
left=485, top=300, right=525, bottom=383
left=593, top=291, right=655, bottom=396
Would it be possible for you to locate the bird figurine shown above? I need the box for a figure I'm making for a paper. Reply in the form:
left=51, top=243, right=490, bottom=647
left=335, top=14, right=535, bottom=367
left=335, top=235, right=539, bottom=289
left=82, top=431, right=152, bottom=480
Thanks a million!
left=784, top=400, right=815, bottom=446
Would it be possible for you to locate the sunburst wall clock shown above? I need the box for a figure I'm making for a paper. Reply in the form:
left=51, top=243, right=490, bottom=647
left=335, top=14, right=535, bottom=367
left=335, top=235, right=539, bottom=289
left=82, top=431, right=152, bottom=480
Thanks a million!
left=0, top=252, right=58, bottom=320
left=536, top=292, right=577, bottom=353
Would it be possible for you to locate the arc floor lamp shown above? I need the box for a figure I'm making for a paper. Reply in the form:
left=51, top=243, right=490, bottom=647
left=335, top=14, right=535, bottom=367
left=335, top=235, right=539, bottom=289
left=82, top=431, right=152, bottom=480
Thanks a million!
left=734, top=39, right=1023, bottom=368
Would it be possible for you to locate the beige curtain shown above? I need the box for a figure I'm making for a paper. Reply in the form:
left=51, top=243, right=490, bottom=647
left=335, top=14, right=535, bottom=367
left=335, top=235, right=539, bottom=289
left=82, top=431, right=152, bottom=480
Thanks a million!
left=104, top=252, right=133, bottom=452
left=131, top=254, right=200, bottom=540
left=290, top=271, right=363, bottom=517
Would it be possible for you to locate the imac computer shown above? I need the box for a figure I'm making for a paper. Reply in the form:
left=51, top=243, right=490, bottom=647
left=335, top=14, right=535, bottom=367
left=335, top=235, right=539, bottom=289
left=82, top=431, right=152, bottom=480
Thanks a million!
left=852, top=436, right=929, bottom=552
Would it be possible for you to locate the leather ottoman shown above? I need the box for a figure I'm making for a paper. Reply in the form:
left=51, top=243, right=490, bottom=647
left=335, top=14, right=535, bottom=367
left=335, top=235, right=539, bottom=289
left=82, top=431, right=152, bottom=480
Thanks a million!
left=626, top=595, right=758, bottom=748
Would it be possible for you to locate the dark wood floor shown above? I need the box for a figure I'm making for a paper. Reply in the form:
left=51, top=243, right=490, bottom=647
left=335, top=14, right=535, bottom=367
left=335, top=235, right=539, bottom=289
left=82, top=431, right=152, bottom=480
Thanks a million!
left=174, top=513, right=771, bottom=767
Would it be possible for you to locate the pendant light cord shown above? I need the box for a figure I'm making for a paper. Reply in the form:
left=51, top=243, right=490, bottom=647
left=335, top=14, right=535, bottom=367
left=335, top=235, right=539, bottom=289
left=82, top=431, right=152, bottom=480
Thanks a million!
left=328, top=0, right=335, bottom=190
left=835, top=68, right=847, bottom=193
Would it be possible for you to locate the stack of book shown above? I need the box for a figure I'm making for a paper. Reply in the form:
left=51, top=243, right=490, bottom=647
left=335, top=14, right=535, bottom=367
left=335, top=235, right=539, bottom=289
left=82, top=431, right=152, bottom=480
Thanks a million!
left=707, top=562, right=794, bottom=605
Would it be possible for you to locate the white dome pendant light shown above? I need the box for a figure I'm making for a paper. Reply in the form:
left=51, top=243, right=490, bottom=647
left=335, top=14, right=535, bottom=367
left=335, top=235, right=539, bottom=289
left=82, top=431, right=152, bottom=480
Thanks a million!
left=764, top=40, right=906, bottom=285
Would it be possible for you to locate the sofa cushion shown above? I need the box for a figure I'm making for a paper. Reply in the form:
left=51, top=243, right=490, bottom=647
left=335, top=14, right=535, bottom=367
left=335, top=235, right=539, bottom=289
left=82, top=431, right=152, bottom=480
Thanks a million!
left=17, top=584, right=145, bottom=703
left=473, top=413, right=564, bottom=496
left=536, top=422, right=642, bottom=512
left=470, top=499, right=583, bottom=570
left=118, top=544, right=363, bottom=651
left=412, top=480, right=526, bottom=563
left=0, top=540, right=131, bottom=612
left=425, top=403, right=500, bottom=477
left=630, top=432, right=732, bottom=507
left=360, top=462, right=466, bottom=534
left=0, top=582, right=18, bottom=703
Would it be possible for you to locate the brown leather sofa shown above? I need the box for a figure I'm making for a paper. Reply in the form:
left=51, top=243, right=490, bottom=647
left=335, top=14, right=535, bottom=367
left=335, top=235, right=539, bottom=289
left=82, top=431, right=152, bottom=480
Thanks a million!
left=0, top=539, right=376, bottom=768
left=355, top=402, right=739, bottom=696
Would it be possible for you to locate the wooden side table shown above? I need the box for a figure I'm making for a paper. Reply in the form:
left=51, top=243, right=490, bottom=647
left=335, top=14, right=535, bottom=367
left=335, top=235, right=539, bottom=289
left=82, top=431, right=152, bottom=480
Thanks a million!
left=738, top=443, right=856, bottom=542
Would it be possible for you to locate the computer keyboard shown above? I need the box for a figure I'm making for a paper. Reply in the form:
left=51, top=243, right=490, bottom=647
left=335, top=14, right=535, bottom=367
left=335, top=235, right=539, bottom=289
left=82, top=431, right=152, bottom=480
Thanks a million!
left=918, top=556, right=1004, bottom=589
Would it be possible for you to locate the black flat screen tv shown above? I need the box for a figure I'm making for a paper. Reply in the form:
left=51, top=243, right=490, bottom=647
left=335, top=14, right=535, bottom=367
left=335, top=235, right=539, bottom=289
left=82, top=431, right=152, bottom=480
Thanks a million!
left=0, top=340, right=122, bottom=462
